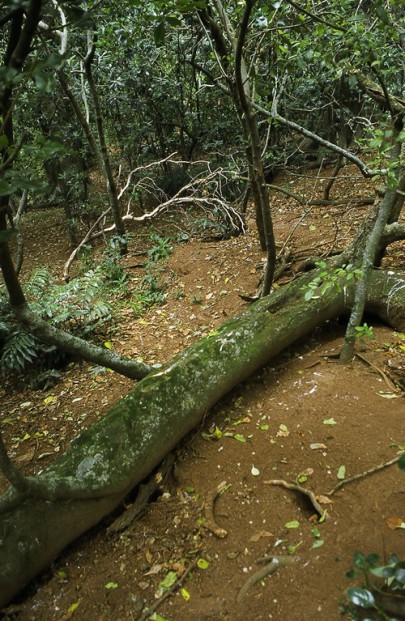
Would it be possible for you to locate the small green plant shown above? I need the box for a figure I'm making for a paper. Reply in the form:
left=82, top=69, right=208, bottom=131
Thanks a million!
left=301, top=262, right=363, bottom=301
left=191, top=207, right=236, bottom=239
left=99, top=235, right=130, bottom=290
left=128, top=269, right=167, bottom=317
left=344, top=551, right=405, bottom=620
left=360, top=126, right=400, bottom=190
left=0, top=266, right=114, bottom=376
left=126, top=233, right=172, bottom=316
left=147, top=233, right=173, bottom=262
left=354, top=323, right=375, bottom=343
left=174, top=287, right=185, bottom=300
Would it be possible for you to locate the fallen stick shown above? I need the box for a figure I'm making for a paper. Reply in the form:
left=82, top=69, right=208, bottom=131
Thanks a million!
left=203, top=480, right=230, bottom=538
left=136, top=558, right=199, bottom=621
left=236, top=555, right=295, bottom=602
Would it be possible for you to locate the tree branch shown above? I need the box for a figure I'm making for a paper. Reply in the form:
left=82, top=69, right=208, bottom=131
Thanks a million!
left=12, top=303, right=153, bottom=380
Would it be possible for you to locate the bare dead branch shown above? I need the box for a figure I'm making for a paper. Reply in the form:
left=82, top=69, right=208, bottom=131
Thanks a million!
left=63, top=161, right=245, bottom=280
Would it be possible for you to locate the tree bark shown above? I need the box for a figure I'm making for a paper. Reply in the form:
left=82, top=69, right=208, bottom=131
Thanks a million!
left=83, top=32, right=127, bottom=254
left=0, top=267, right=403, bottom=607
left=233, top=0, right=276, bottom=294
left=340, top=135, right=403, bottom=362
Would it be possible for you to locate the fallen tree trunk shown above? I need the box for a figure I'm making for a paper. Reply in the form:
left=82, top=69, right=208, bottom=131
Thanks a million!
left=0, top=268, right=404, bottom=607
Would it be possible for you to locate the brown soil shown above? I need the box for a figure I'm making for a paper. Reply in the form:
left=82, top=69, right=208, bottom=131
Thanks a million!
left=0, top=166, right=404, bottom=621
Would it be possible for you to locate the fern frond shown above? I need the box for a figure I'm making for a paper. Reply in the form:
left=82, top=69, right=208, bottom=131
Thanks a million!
left=0, top=329, right=39, bottom=374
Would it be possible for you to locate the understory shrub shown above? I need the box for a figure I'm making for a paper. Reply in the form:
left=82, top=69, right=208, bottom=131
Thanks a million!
left=0, top=266, right=113, bottom=377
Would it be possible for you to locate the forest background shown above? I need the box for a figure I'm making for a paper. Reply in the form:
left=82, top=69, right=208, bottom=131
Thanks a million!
left=0, top=1, right=404, bottom=619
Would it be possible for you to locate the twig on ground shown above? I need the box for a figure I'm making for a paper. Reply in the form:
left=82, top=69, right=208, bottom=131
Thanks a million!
left=203, top=480, right=230, bottom=538
left=236, top=555, right=295, bottom=602
left=355, top=352, right=401, bottom=393
left=265, top=479, right=327, bottom=518
left=328, top=453, right=403, bottom=496
left=136, top=558, right=199, bottom=621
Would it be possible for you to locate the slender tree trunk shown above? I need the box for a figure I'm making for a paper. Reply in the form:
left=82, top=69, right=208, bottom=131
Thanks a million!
left=340, top=123, right=404, bottom=362
left=234, top=0, right=276, bottom=294
left=83, top=32, right=127, bottom=254
left=200, top=1, right=276, bottom=290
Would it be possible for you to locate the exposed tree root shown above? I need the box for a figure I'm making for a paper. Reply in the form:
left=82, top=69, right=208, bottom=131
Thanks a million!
left=203, top=480, right=230, bottom=538
left=355, top=352, right=402, bottom=393
left=267, top=453, right=403, bottom=516
left=236, top=555, right=295, bottom=603
left=327, top=453, right=404, bottom=496
left=266, top=479, right=327, bottom=519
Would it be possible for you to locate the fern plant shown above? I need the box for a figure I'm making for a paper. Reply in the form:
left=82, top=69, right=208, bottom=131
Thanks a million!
left=0, top=266, right=114, bottom=376
left=0, top=328, right=39, bottom=374
left=28, top=267, right=112, bottom=335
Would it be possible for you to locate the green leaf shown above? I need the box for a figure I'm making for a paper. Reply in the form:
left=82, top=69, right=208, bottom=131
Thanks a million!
left=377, top=392, right=399, bottom=399
left=0, top=179, right=14, bottom=196
left=67, top=601, right=80, bottom=613
left=197, top=558, right=209, bottom=569
left=159, top=571, right=177, bottom=591
left=337, top=465, right=346, bottom=480
left=323, top=418, right=337, bottom=426
left=37, top=139, right=65, bottom=158
left=311, top=539, right=324, bottom=549
left=201, top=426, right=222, bottom=440
left=63, top=5, right=94, bottom=28
left=284, top=520, right=300, bottom=529
left=57, top=570, right=68, bottom=580
left=154, top=21, right=166, bottom=44
left=43, top=395, right=57, bottom=404
left=287, top=541, right=302, bottom=554
left=395, top=567, right=405, bottom=585
left=398, top=453, right=405, bottom=471
left=346, top=587, right=376, bottom=609
left=105, top=582, right=118, bottom=589
left=234, top=433, right=246, bottom=443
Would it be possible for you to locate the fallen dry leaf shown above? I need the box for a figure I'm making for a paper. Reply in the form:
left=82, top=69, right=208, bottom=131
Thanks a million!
left=386, top=516, right=405, bottom=530
left=316, top=495, right=333, bottom=505
left=144, top=563, right=162, bottom=576
left=249, top=530, right=274, bottom=542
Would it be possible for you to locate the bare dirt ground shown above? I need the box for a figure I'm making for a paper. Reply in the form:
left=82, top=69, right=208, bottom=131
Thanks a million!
left=0, top=165, right=404, bottom=621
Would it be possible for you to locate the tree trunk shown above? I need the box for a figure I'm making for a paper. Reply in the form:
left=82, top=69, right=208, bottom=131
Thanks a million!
left=0, top=267, right=404, bottom=607
left=83, top=32, right=128, bottom=255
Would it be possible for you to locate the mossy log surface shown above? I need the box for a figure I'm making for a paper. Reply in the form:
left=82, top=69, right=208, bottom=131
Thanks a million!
left=0, top=268, right=404, bottom=607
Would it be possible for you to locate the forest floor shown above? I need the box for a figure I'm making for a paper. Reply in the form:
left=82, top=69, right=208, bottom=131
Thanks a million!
left=0, top=164, right=404, bottom=621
